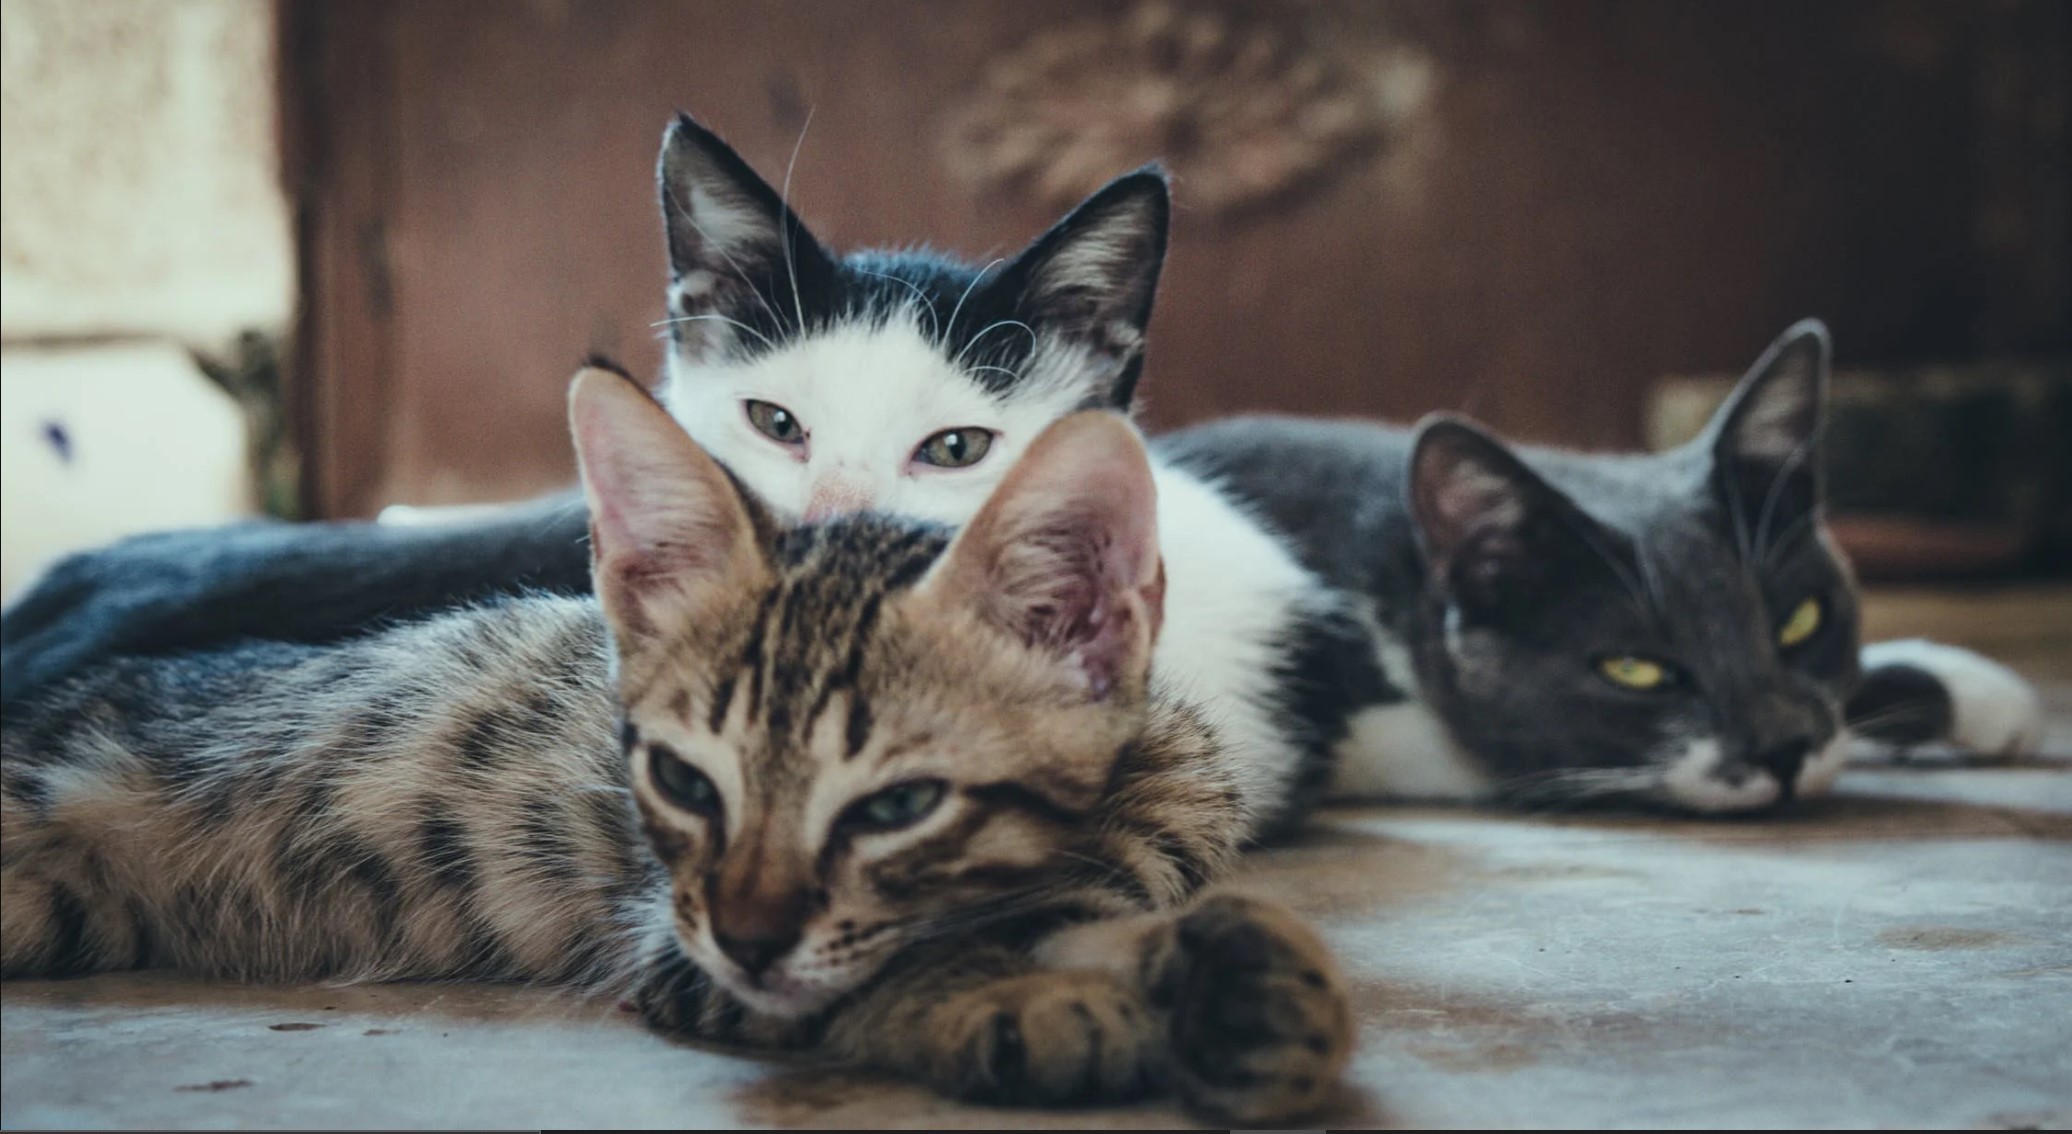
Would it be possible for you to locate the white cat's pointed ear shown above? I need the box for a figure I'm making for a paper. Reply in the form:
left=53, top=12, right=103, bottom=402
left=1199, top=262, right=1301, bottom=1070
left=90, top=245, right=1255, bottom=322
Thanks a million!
left=1409, top=414, right=1602, bottom=611
left=976, top=168, right=1170, bottom=407
left=568, top=358, right=771, bottom=639
left=656, top=114, right=832, bottom=354
left=1703, top=318, right=1831, bottom=532
left=920, top=411, right=1165, bottom=701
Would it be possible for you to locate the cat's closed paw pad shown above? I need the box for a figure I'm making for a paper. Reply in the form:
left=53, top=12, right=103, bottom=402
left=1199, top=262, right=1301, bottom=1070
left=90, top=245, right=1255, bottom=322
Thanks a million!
left=1861, top=639, right=2044, bottom=757
left=939, top=970, right=1160, bottom=1106
left=1157, top=893, right=1352, bottom=1125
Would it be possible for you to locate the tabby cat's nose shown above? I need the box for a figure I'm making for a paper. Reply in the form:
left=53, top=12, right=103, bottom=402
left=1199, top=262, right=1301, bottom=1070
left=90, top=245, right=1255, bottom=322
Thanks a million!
left=713, top=928, right=799, bottom=979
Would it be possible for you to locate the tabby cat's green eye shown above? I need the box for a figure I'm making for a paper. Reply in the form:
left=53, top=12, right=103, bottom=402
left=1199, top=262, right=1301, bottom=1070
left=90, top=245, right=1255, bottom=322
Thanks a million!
left=1598, top=656, right=1672, bottom=692
left=1777, top=597, right=1822, bottom=649
left=745, top=400, right=805, bottom=445
left=648, top=745, right=719, bottom=815
left=914, top=428, right=994, bottom=469
left=843, top=779, right=946, bottom=834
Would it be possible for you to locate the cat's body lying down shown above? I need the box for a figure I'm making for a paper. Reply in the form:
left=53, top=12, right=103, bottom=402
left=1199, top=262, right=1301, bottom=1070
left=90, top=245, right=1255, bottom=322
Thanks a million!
left=1, top=375, right=1353, bottom=1125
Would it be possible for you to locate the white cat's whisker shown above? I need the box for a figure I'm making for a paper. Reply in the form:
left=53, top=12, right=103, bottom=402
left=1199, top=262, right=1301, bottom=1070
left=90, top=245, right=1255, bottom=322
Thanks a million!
left=662, top=182, right=790, bottom=335
left=850, top=267, right=941, bottom=341
left=652, top=313, right=778, bottom=354
left=777, top=107, right=815, bottom=339
left=952, top=318, right=1038, bottom=370
left=941, top=256, right=1007, bottom=351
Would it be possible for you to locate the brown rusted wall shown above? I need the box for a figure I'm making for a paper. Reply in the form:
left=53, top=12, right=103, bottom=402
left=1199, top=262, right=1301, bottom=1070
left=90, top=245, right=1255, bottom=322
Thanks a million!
left=285, top=0, right=2069, bottom=518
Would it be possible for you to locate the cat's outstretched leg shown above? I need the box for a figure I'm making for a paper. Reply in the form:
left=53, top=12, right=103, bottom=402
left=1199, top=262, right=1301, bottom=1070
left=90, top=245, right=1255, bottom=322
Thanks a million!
left=814, top=892, right=1353, bottom=1124
left=1852, top=639, right=2044, bottom=757
left=1040, top=892, right=1354, bottom=1124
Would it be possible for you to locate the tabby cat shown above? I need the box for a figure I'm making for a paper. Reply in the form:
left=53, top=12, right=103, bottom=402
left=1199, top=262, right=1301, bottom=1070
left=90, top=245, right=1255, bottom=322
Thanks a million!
left=1162, top=319, right=2043, bottom=812
left=0, top=366, right=1352, bottom=1124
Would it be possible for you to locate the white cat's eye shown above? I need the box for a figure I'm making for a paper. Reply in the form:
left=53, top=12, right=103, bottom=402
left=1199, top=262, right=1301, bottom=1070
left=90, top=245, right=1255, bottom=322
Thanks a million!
left=840, top=779, right=946, bottom=834
left=1597, top=655, right=1673, bottom=692
left=744, top=399, right=806, bottom=446
left=1777, top=597, right=1823, bottom=649
left=647, top=744, right=720, bottom=815
left=913, top=428, right=994, bottom=469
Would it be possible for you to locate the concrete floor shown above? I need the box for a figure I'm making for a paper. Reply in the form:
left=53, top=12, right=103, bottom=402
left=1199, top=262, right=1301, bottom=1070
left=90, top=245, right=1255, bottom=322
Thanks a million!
left=5, top=586, right=2069, bottom=1130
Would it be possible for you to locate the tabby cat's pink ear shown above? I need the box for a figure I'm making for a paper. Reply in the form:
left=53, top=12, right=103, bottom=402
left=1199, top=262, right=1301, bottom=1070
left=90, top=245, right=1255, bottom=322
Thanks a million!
left=567, top=361, right=768, bottom=637
left=922, top=411, right=1165, bottom=701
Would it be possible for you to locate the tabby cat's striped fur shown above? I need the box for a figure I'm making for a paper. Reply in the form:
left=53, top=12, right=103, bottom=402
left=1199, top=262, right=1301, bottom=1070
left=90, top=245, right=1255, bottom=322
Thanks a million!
left=1, top=367, right=1351, bottom=1123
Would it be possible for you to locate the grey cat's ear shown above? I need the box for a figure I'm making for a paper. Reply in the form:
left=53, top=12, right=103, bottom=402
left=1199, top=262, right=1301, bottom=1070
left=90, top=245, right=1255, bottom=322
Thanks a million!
left=1706, top=318, right=1830, bottom=467
left=1409, top=414, right=1599, bottom=610
left=656, top=114, right=832, bottom=348
left=984, top=168, right=1171, bottom=407
left=569, top=362, right=772, bottom=639
left=1703, top=318, right=1831, bottom=528
left=921, top=411, right=1165, bottom=701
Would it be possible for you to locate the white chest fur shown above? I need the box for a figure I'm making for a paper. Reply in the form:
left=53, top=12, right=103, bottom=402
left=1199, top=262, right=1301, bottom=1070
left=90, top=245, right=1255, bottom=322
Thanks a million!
left=1324, top=633, right=1492, bottom=802
left=1146, top=461, right=1320, bottom=821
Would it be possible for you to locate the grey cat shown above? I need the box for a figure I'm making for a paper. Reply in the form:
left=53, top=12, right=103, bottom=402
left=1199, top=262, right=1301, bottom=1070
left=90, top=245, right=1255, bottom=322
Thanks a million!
left=1161, top=320, right=2044, bottom=812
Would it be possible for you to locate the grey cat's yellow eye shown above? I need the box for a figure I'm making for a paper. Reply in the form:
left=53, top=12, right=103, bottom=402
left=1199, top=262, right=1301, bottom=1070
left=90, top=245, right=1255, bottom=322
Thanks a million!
left=842, top=779, right=946, bottom=834
left=648, top=744, right=720, bottom=815
left=1598, top=656, right=1672, bottom=691
left=745, top=400, right=806, bottom=446
left=1777, top=597, right=1822, bottom=649
left=914, top=428, right=994, bottom=469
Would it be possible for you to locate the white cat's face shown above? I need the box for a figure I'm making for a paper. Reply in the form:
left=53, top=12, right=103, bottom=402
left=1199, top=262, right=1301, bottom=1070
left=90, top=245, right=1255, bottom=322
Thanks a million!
left=649, top=114, right=1168, bottom=529
left=662, top=314, right=1098, bottom=526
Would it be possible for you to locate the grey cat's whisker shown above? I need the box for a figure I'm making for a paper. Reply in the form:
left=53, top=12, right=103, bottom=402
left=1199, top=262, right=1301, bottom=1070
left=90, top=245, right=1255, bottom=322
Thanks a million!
left=1552, top=504, right=1655, bottom=626
left=1499, top=766, right=1656, bottom=810
left=1632, top=537, right=1677, bottom=638
left=1759, top=508, right=1823, bottom=569
left=962, top=364, right=1024, bottom=384
left=1723, top=466, right=1757, bottom=565
left=1752, top=434, right=1819, bottom=566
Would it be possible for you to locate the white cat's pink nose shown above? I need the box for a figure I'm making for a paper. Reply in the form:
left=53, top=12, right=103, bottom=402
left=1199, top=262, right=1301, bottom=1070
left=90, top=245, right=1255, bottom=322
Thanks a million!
left=803, top=476, right=874, bottom=522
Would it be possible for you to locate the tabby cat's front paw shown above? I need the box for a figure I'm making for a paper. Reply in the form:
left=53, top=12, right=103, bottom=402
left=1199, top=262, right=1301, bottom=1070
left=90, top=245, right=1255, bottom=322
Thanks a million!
left=1153, top=893, right=1353, bottom=1125
left=933, top=970, right=1162, bottom=1106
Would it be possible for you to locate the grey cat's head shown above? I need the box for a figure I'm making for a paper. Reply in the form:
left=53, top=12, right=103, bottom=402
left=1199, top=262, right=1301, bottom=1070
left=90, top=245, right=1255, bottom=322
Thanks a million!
left=1409, top=320, right=1862, bottom=812
left=652, top=113, right=1169, bottom=528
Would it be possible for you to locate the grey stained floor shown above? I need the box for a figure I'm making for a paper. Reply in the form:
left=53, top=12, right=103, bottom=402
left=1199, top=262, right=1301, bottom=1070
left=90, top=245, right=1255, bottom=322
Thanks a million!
left=4, top=586, right=2069, bottom=1130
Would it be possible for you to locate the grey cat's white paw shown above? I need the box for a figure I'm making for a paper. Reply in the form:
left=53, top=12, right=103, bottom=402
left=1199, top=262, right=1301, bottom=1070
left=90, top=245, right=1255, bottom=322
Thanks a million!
left=1860, top=639, right=2043, bottom=757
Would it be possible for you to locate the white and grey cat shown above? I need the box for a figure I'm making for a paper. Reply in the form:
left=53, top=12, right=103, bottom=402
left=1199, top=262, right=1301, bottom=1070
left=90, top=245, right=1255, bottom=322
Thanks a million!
left=0, top=114, right=1351, bottom=838
left=1163, top=320, right=2045, bottom=812
left=0, top=119, right=2033, bottom=822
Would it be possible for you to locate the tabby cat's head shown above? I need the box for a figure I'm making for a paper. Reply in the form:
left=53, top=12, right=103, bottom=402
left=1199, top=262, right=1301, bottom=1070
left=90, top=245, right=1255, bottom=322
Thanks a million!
left=654, top=114, right=1168, bottom=527
left=1410, top=320, right=1862, bottom=812
left=569, top=365, right=1166, bottom=1018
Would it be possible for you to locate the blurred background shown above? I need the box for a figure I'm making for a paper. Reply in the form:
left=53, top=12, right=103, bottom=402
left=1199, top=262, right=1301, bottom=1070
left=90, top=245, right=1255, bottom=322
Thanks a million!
left=3, top=0, right=2068, bottom=603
